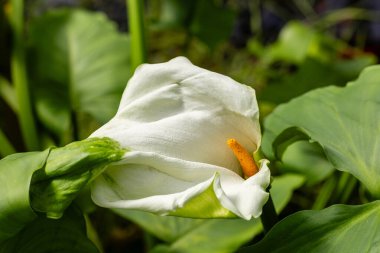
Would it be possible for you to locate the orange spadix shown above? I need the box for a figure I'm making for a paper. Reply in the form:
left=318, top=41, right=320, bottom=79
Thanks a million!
left=227, top=138, right=259, bottom=178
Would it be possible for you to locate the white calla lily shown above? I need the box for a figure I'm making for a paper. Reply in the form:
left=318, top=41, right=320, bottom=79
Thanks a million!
left=90, top=57, right=270, bottom=220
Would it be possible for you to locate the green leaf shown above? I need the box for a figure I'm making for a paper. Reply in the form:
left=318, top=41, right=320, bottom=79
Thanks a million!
left=264, top=21, right=318, bottom=64
left=270, top=174, right=305, bottom=213
left=278, top=141, right=334, bottom=186
left=117, top=209, right=261, bottom=253
left=264, top=128, right=334, bottom=186
left=262, top=21, right=374, bottom=66
left=0, top=206, right=99, bottom=253
left=258, top=21, right=375, bottom=105
left=28, top=9, right=131, bottom=136
left=155, top=218, right=261, bottom=253
left=239, top=201, right=380, bottom=253
left=114, top=209, right=204, bottom=243
left=0, top=150, right=50, bottom=243
left=263, top=65, right=380, bottom=197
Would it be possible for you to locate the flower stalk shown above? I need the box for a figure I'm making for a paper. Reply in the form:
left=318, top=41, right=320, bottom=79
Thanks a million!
left=9, top=0, right=39, bottom=150
left=260, top=194, right=278, bottom=234
left=127, top=0, right=147, bottom=71
left=0, top=129, right=16, bottom=157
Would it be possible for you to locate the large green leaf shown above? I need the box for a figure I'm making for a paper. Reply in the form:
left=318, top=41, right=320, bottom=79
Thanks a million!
left=239, top=201, right=380, bottom=253
left=263, top=65, right=380, bottom=197
left=116, top=174, right=304, bottom=253
left=113, top=209, right=203, bottom=243
left=151, top=218, right=262, bottom=253
left=0, top=150, right=50, bottom=242
left=0, top=206, right=99, bottom=253
left=277, top=141, right=334, bottom=186
left=28, top=9, right=131, bottom=137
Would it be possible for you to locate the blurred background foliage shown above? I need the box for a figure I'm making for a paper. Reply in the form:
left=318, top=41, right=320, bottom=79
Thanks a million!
left=0, top=0, right=379, bottom=252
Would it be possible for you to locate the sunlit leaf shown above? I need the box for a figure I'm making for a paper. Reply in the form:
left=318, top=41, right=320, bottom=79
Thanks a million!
left=263, top=65, right=380, bottom=197
left=239, top=201, right=380, bottom=253
left=264, top=21, right=319, bottom=64
left=28, top=9, right=131, bottom=137
left=262, top=21, right=374, bottom=66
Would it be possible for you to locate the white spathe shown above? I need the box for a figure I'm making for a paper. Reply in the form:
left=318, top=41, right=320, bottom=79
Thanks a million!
left=90, top=57, right=270, bottom=220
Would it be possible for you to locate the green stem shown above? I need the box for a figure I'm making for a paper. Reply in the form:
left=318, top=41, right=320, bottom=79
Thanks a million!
left=335, top=172, right=350, bottom=195
left=0, top=129, right=16, bottom=157
left=71, top=111, right=79, bottom=141
left=0, top=76, right=18, bottom=113
left=84, top=214, right=104, bottom=253
left=312, top=175, right=336, bottom=210
left=144, top=231, right=155, bottom=251
left=127, top=0, right=147, bottom=71
left=260, top=195, right=278, bottom=234
left=248, top=0, right=262, bottom=38
left=331, top=172, right=357, bottom=204
left=339, top=176, right=357, bottom=204
left=9, top=0, right=39, bottom=150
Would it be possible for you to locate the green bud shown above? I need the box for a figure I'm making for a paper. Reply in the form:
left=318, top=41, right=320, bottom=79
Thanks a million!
left=30, top=137, right=126, bottom=219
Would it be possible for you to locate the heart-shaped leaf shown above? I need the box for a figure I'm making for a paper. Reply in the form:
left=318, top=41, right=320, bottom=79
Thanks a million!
left=28, top=9, right=131, bottom=138
left=263, top=66, right=380, bottom=197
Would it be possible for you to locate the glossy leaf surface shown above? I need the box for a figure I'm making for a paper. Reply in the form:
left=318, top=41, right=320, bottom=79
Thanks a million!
left=240, top=201, right=380, bottom=253
left=263, top=66, right=380, bottom=197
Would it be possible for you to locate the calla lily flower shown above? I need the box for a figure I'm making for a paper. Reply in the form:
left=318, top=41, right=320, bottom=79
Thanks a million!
left=90, top=57, right=270, bottom=220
